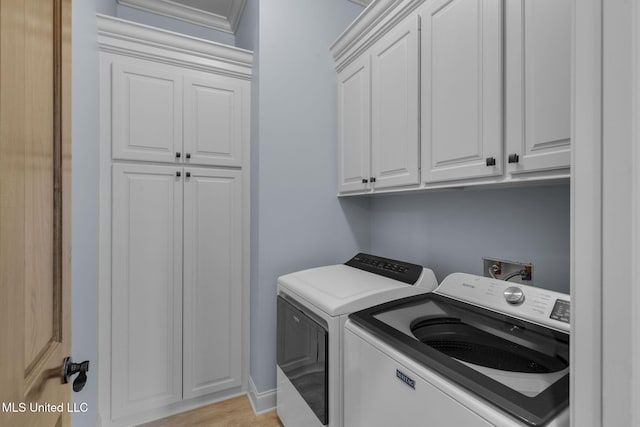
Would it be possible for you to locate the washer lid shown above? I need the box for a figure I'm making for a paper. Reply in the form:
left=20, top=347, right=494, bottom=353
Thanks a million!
left=277, top=264, right=437, bottom=316
left=349, top=291, right=569, bottom=427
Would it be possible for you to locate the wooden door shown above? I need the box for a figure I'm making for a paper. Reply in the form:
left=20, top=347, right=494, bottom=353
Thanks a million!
left=0, top=0, right=72, bottom=426
left=371, top=13, right=420, bottom=189
left=111, top=164, right=183, bottom=419
left=421, top=0, right=502, bottom=183
left=505, top=0, right=571, bottom=174
left=183, top=167, right=243, bottom=399
left=337, top=55, right=371, bottom=193
left=184, top=75, right=244, bottom=167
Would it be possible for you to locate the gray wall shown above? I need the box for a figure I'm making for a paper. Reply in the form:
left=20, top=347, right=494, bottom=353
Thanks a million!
left=369, top=184, right=571, bottom=294
left=71, top=0, right=100, bottom=425
left=250, top=0, right=367, bottom=392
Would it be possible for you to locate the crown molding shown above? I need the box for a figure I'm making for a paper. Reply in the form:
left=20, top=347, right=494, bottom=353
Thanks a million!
left=331, top=0, right=425, bottom=71
left=97, top=14, right=252, bottom=79
left=116, top=0, right=247, bottom=34
left=349, top=0, right=373, bottom=6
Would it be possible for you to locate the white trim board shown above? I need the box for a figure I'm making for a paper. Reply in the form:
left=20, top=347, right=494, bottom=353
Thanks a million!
left=571, top=0, right=603, bottom=425
left=247, top=377, right=277, bottom=416
left=96, top=14, right=253, bottom=80
left=116, top=0, right=247, bottom=34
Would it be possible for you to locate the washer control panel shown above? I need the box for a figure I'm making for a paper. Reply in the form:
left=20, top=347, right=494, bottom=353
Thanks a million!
left=435, top=273, right=570, bottom=332
left=550, top=299, right=571, bottom=324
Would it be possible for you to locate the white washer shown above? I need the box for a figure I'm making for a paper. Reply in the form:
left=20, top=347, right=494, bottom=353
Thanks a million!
left=276, top=253, right=438, bottom=427
left=344, top=273, right=571, bottom=427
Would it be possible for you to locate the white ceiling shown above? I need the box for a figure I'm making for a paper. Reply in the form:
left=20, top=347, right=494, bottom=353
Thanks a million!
left=117, top=0, right=372, bottom=34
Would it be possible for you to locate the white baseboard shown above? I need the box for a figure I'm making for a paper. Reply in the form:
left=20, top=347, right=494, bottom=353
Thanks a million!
left=247, top=376, right=277, bottom=415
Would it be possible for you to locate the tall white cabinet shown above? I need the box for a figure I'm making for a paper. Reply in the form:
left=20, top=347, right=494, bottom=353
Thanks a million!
left=98, top=15, right=251, bottom=427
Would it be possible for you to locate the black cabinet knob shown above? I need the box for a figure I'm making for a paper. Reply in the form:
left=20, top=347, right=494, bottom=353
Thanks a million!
left=186, top=153, right=191, bottom=159
left=370, top=177, right=376, bottom=183
left=186, top=172, right=191, bottom=178
left=175, top=152, right=181, bottom=158
left=362, top=178, right=368, bottom=184
left=486, top=157, right=496, bottom=167
left=176, top=171, right=181, bottom=177
left=508, top=153, right=520, bottom=164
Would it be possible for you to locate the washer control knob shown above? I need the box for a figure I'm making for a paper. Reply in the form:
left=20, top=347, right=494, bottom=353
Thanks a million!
left=504, top=286, right=525, bottom=305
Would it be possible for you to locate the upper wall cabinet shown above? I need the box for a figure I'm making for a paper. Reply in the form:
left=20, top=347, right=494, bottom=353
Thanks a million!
left=336, top=12, right=420, bottom=194
left=420, top=0, right=502, bottom=183
left=332, top=0, right=571, bottom=195
left=371, top=15, right=420, bottom=189
left=338, top=55, right=371, bottom=193
left=505, top=0, right=571, bottom=174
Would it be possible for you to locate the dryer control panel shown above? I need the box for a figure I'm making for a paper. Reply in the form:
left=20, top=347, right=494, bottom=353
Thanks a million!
left=345, top=253, right=423, bottom=285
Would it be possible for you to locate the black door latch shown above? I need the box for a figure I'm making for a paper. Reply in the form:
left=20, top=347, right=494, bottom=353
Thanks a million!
left=62, top=357, right=89, bottom=392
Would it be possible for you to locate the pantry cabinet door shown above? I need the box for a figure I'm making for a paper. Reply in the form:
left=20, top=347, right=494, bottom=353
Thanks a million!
left=112, top=59, right=183, bottom=163
left=421, top=0, right=502, bottom=183
left=183, top=167, right=243, bottom=399
left=505, top=0, right=571, bottom=174
left=111, top=164, right=183, bottom=419
left=184, top=75, right=245, bottom=167
left=371, top=14, right=420, bottom=189
left=338, top=55, right=371, bottom=193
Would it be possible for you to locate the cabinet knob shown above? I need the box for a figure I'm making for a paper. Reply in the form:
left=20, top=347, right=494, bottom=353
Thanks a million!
left=176, top=171, right=181, bottom=177
left=186, top=172, right=191, bottom=178
left=508, top=153, right=520, bottom=164
left=370, top=177, right=376, bottom=183
left=486, top=157, right=496, bottom=167
left=175, top=152, right=181, bottom=158
left=186, top=153, right=191, bottom=159
left=362, top=178, right=368, bottom=184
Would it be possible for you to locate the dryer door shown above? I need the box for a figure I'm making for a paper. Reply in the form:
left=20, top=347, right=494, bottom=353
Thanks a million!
left=277, top=296, right=328, bottom=425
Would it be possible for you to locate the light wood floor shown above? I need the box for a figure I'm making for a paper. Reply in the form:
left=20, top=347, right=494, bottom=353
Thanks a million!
left=139, top=396, right=283, bottom=427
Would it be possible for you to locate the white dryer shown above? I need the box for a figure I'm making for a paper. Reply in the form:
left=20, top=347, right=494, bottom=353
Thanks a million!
left=344, top=273, right=571, bottom=427
left=276, top=253, right=438, bottom=427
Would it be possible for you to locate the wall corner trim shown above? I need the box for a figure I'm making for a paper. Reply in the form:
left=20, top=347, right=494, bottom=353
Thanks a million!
left=247, top=376, right=277, bottom=416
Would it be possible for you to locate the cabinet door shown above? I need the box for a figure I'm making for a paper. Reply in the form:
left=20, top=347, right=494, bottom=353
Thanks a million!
left=112, top=58, right=183, bottom=163
left=421, top=0, right=502, bottom=183
left=184, top=75, right=245, bottom=167
left=111, top=164, right=183, bottom=419
left=371, top=14, right=420, bottom=189
left=338, top=55, right=371, bottom=193
left=183, top=167, right=243, bottom=399
left=505, top=0, right=571, bottom=174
